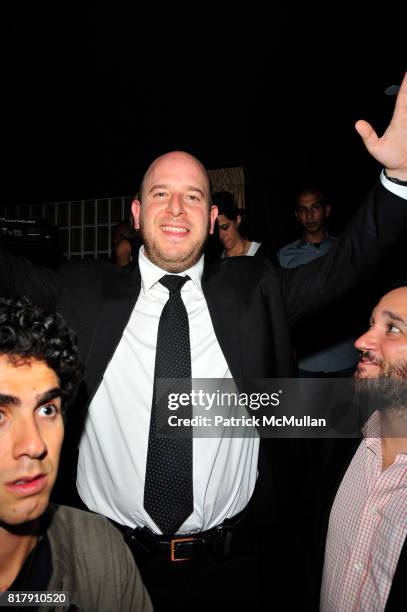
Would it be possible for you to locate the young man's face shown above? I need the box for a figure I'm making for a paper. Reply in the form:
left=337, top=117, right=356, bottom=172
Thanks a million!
left=132, top=151, right=218, bottom=273
left=354, top=287, right=407, bottom=379
left=295, top=192, right=330, bottom=234
left=0, top=356, right=63, bottom=527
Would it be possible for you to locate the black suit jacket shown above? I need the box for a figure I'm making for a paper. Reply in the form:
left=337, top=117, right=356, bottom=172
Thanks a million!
left=0, top=181, right=406, bottom=607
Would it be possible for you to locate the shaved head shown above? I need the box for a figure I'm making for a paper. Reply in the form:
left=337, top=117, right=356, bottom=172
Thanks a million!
left=132, top=151, right=217, bottom=272
left=139, top=151, right=211, bottom=204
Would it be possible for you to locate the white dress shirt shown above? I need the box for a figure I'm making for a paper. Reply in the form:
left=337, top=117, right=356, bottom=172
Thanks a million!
left=77, top=247, right=259, bottom=533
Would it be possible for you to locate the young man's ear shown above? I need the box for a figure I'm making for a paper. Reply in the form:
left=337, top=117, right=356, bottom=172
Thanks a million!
left=131, top=199, right=141, bottom=230
left=236, top=214, right=241, bottom=227
left=324, top=203, right=332, bottom=218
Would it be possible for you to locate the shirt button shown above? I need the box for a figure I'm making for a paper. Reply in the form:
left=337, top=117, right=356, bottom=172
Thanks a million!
left=371, top=506, right=380, bottom=515
left=354, top=561, right=363, bottom=572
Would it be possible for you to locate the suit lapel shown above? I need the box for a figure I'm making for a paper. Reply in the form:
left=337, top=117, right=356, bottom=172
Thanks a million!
left=202, top=261, right=243, bottom=380
left=85, top=260, right=244, bottom=402
left=84, top=263, right=141, bottom=402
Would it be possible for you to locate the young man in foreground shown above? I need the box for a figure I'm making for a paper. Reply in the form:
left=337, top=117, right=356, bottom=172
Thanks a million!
left=0, top=296, right=151, bottom=611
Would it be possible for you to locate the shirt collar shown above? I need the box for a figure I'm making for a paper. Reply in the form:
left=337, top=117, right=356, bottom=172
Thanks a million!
left=138, top=245, right=204, bottom=294
left=299, top=231, right=331, bottom=247
left=363, top=410, right=407, bottom=460
left=362, top=410, right=382, bottom=456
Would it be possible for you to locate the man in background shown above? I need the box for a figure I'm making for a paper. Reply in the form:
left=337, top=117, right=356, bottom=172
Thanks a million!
left=277, top=186, right=359, bottom=377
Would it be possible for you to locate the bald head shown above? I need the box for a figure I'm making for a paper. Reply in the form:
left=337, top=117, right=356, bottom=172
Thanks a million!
left=131, top=151, right=218, bottom=272
left=139, top=151, right=211, bottom=204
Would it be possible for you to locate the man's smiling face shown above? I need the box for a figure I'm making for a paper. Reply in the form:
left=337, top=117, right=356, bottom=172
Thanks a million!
left=354, top=287, right=407, bottom=379
left=132, top=151, right=218, bottom=273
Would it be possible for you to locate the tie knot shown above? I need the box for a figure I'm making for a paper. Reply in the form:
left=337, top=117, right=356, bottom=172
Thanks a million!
left=159, top=274, right=190, bottom=293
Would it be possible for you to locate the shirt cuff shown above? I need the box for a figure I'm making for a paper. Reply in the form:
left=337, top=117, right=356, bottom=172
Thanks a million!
left=380, top=170, right=407, bottom=200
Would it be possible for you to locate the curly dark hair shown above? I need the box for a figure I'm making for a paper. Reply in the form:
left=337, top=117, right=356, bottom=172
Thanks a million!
left=0, top=295, right=82, bottom=414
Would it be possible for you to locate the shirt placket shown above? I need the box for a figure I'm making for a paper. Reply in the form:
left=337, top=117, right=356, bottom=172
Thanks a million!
left=340, top=451, right=403, bottom=611
left=339, top=447, right=382, bottom=611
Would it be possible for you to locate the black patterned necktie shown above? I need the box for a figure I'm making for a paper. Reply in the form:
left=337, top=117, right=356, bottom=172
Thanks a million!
left=144, top=274, right=193, bottom=534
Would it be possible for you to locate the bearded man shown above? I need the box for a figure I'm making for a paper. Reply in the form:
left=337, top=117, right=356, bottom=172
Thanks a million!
left=318, top=286, right=407, bottom=612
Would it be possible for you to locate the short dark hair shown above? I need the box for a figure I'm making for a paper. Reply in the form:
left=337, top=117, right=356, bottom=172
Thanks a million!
left=294, top=186, right=327, bottom=210
left=214, top=191, right=240, bottom=220
left=0, top=296, right=82, bottom=414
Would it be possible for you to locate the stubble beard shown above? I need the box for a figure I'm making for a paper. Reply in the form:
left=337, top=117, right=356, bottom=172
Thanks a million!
left=139, top=220, right=210, bottom=273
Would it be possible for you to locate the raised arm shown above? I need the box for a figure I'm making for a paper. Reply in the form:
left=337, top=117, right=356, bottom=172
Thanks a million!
left=278, top=73, right=407, bottom=325
left=356, top=72, right=407, bottom=181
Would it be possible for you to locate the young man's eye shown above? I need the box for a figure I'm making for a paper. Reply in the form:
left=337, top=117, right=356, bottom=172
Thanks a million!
left=186, top=194, right=200, bottom=201
left=0, top=411, right=6, bottom=426
left=37, top=403, right=58, bottom=417
left=388, top=324, right=400, bottom=333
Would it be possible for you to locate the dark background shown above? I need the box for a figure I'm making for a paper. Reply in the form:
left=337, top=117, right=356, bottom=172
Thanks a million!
left=1, top=6, right=406, bottom=246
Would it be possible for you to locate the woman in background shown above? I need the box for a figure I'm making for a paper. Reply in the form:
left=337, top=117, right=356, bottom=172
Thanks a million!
left=214, top=191, right=262, bottom=258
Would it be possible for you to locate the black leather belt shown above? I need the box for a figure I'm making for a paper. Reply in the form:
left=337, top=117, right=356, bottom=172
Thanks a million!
left=110, top=506, right=254, bottom=563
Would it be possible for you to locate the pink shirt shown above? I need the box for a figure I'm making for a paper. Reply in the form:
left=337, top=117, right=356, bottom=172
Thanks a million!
left=321, top=412, right=407, bottom=611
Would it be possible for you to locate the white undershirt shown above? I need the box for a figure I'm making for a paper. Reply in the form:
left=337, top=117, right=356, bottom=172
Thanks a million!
left=221, top=240, right=261, bottom=259
left=77, top=247, right=259, bottom=534
left=246, top=241, right=261, bottom=256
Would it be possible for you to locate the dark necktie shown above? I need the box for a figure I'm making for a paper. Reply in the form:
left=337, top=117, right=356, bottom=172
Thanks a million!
left=144, top=274, right=193, bottom=534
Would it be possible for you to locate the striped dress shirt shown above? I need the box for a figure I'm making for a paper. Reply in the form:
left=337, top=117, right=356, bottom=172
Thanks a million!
left=321, top=412, right=407, bottom=611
